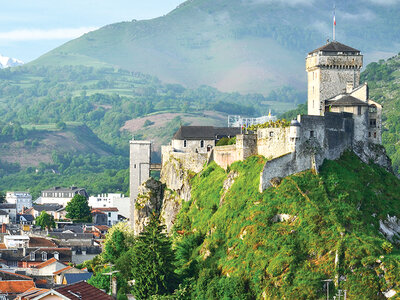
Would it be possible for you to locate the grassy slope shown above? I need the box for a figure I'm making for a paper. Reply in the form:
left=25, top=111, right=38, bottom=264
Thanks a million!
left=173, top=152, right=400, bottom=299
left=29, top=0, right=400, bottom=94
left=0, top=124, right=113, bottom=167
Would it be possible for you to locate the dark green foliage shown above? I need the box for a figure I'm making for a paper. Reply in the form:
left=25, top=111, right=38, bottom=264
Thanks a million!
left=103, top=229, right=128, bottom=263
left=35, top=211, right=56, bottom=230
left=65, top=194, right=92, bottom=222
left=216, top=137, right=236, bottom=146
left=116, top=214, right=177, bottom=299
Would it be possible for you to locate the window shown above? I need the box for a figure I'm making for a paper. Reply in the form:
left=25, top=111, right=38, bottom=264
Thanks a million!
left=374, top=132, right=377, bottom=138
left=30, top=252, right=35, bottom=261
left=370, top=119, right=376, bottom=128
left=108, top=212, right=111, bottom=217
left=200, top=140, right=204, bottom=148
left=54, top=252, right=59, bottom=260
left=183, top=140, right=187, bottom=148
left=42, top=252, right=47, bottom=261
left=369, top=105, right=377, bottom=113
left=358, top=106, right=362, bottom=115
left=134, top=164, right=136, bottom=169
left=310, top=131, right=314, bottom=138
left=369, top=132, right=371, bottom=137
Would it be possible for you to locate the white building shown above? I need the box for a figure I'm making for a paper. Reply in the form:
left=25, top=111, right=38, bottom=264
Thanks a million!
left=36, top=187, right=88, bottom=207
left=0, top=204, right=17, bottom=223
left=88, top=193, right=130, bottom=218
left=5, top=192, right=32, bottom=213
left=0, top=210, right=9, bottom=224
left=4, top=235, right=29, bottom=248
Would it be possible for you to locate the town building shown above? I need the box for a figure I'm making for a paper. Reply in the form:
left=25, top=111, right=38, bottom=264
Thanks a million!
left=6, top=192, right=33, bottom=213
left=36, top=187, right=88, bottom=207
left=91, top=207, right=118, bottom=226
left=0, top=203, right=17, bottom=223
left=88, top=193, right=130, bottom=218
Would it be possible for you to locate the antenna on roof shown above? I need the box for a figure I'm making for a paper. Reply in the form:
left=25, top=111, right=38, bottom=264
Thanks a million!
left=333, top=3, right=336, bottom=41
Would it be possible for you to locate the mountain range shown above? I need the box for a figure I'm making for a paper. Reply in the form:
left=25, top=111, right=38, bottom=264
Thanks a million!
left=29, top=0, right=400, bottom=94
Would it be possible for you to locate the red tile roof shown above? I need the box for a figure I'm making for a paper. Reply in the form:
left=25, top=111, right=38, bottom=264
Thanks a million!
left=94, top=225, right=109, bottom=231
left=29, top=237, right=57, bottom=248
left=92, top=207, right=118, bottom=212
left=0, top=280, right=35, bottom=294
left=0, top=269, right=33, bottom=280
left=35, top=257, right=60, bottom=269
left=55, top=281, right=113, bottom=300
left=0, top=243, right=6, bottom=249
left=53, top=265, right=73, bottom=275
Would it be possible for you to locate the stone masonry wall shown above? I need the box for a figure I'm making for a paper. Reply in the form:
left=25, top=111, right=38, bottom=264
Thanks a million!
left=257, top=127, right=291, bottom=159
left=214, top=145, right=238, bottom=170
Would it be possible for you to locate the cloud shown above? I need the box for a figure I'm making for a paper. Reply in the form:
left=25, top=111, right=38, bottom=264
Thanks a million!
left=0, top=27, right=97, bottom=41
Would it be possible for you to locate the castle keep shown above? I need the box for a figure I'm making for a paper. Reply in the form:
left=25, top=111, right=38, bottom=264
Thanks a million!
left=130, top=40, right=390, bottom=230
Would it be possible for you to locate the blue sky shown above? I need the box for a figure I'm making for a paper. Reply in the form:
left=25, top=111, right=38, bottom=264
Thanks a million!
left=0, top=0, right=186, bottom=62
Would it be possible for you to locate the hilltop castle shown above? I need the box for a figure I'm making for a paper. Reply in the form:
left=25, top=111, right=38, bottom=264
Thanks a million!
left=129, top=40, right=391, bottom=231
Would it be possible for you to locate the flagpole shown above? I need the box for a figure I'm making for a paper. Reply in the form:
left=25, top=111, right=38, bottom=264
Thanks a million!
left=333, top=5, right=336, bottom=41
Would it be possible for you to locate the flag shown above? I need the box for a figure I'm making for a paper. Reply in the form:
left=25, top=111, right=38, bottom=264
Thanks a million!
left=334, top=14, right=336, bottom=26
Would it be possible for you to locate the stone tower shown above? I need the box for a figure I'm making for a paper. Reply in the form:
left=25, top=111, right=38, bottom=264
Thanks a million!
left=306, top=41, right=363, bottom=116
left=129, top=140, right=151, bottom=228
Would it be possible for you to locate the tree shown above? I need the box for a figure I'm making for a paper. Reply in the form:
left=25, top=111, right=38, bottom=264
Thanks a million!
left=65, top=194, right=92, bottom=222
left=35, top=211, right=55, bottom=230
left=116, top=213, right=177, bottom=299
left=103, top=229, right=128, bottom=263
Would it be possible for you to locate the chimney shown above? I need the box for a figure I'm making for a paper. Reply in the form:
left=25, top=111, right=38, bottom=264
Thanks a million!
left=346, top=82, right=354, bottom=93
left=1, top=224, right=6, bottom=234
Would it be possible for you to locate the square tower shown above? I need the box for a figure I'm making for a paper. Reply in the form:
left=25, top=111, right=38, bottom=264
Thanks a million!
left=129, top=140, right=151, bottom=227
left=306, top=41, right=363, bottom=116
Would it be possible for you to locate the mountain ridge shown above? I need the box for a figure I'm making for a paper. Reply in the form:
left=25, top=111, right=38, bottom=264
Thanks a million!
left=28, top=0, right=400, bottom=94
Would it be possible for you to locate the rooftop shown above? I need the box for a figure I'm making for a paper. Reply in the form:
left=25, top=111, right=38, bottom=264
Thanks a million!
left=0, top=280, right=35, bottom=294
left=64, top=272, right=93, bottom=284
left=92, top=207, right=118, bottom=212
left=15, top=287, right=49, bottom=300
left=28, top=237, right=57, bottom=248
left=33, top=204, right=63, bottom=212
left=55, top=281, right=113, bottom=300
left=53, top=265, right=73, bottom=275
left=309, top=41, right=360, bottom=55
left=326, top=94, right=369, bottom=107
left=42, top=186, right=85, bottom=193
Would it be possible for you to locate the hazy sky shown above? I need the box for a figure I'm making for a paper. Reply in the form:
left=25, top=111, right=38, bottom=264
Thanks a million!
left=0, top=0, right=186, bottom=62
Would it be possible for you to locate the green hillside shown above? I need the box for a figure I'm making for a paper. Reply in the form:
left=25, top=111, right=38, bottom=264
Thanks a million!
left=360, top=54, right=400, bottom=174
left=86, top=152, right=400, bottom=298
left=30, top=0, right=400, bottom=94
left=170, top=152, right=400, bottom=299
